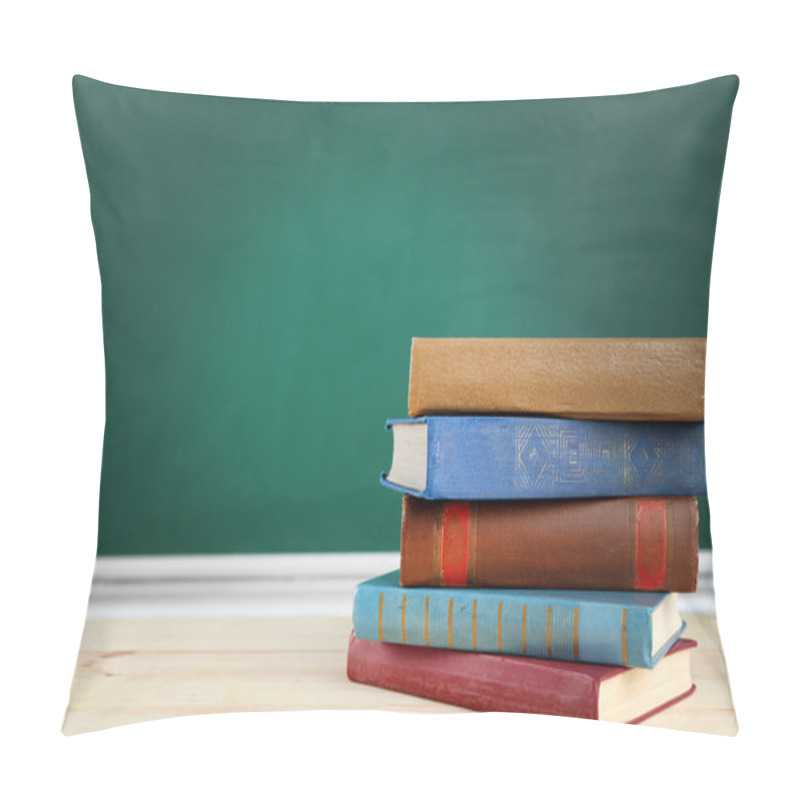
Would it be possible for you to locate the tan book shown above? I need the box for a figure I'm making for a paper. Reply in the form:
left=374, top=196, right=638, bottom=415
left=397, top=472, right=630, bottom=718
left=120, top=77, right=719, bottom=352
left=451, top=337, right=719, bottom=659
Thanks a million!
left=408, top=337, right=706, bottom=421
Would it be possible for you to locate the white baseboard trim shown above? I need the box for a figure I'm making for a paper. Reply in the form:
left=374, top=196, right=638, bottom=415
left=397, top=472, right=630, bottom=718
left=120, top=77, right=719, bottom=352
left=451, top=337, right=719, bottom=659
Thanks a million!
left=88, top=553, right=400, bottom=618
left=87, top=551, right=715, bottom=619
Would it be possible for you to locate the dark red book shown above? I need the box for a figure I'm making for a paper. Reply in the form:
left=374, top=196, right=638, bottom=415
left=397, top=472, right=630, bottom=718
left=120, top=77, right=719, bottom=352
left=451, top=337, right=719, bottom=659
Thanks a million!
left=347, top=632, right=696, bottom=723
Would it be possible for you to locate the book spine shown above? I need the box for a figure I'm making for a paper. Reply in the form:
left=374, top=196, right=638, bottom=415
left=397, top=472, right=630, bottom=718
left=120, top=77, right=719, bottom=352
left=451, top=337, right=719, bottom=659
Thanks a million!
left=347, top=633, right=601, bottom=718
left=408, top=337, right=706, bottom=421
left=347, top=634, right=697, bottom=723
left=352, top=579, right=657, bottom=668
left=399, top=496, right=699, bottom=592
left=424, top=416, right=706, bottom=499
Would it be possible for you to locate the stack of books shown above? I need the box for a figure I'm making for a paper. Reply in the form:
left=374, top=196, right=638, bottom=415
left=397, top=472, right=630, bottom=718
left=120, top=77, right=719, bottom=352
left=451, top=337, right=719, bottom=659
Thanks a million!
left=347, top=338, right=706, bottom=724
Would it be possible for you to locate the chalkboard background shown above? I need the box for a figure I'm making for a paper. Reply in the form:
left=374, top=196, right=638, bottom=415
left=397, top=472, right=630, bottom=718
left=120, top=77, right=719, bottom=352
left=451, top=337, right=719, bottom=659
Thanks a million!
left=73, top=75, right=737, bottom=555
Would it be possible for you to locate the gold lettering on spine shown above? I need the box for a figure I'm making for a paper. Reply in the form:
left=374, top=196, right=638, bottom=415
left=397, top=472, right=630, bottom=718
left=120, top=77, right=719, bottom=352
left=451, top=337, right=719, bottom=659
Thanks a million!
left=472, top=599, right=478, bottom=650
left=448, top=598, right=454, bottom=648
left=547, top=605, right=553, bottom=656
left=424, top=596, right=430, bottom=646
left=401, top=594, right=407, bottom=643
left=621, top=609, right=629, bottom=666
left=522, top=604, right=528, bottom=654
left=497, top=602, right=503, bottom=652
left=573, top=607, right=580, bottom=660
left=378, top=593, right=384, bottom=641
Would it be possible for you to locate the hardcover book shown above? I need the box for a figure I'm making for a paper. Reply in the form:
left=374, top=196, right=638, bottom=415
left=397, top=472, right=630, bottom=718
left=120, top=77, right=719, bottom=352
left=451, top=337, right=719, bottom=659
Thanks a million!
left=381, top=416, right=706, bottom=500
left=347, top=633, right=697, bottom=723
left=408, top=337, right=707, bottom=421
left=352, top=571, right=685, bottom=668
left=400, top=495, right=699, bottom=592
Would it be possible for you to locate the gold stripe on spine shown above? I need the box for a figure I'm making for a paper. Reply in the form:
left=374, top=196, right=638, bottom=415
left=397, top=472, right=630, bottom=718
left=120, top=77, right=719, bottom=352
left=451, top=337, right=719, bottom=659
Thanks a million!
left=621, top=609, right=628, bottom=666
left=424, top=596, right=430, bottom=646
left=467, top=503, right=479, bottom=585
left=378, top=593, right=384, bottom=641
left=547, top=605, right=553, bottom=657
left=401, top=594, right=407, bottom=644
left=433, top=506, right=444, bottom=584
left=522, top=604, right=528, bottom=654
left=573, top=607, right=580, bottom=660
left=448, top=598, right=454, bottom=648
left=497, top=602, right=503, bottom=652
left=472, top=599, right=478, bottom=650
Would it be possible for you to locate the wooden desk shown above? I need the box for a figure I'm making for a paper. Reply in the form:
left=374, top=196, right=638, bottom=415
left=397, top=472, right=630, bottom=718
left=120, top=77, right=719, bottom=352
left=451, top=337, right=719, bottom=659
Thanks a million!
left=63, top=613, right=737, bottom=736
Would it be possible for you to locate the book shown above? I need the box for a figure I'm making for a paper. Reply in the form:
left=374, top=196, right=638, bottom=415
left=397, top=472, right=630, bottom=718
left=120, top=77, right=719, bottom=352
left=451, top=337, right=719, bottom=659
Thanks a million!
left=408, top=337, right=706, bottom=421
left=352, top=571, right=685, bottom=669
left=400, top=495, right=699, bottom=592
left=381, top=416, right=706, bottom=500
left=347, top=632, right=697, bottom=723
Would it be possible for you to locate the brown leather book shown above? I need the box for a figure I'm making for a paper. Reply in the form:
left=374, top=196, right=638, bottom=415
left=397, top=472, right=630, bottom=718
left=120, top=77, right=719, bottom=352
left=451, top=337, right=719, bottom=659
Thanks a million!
left=407, top=337, right=706, bottom=421
left=400, top=495, right=699, bottom=592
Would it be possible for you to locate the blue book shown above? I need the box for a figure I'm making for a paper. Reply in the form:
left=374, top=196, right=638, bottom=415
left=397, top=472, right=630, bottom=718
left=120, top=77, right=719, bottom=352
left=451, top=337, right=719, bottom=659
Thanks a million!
left=352, top=571, right=685, bottom=669
left=380, top=416, right=705, bottom=499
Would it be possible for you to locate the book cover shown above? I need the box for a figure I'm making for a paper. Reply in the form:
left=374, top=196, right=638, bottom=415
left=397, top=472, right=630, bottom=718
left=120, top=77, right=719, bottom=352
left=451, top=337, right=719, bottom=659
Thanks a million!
left=352, top=571, right=685, bottom=669
left=408, top=337, right=706, bottom=421
left=400, top=495, right=699, bottom=592
left=347, top=633, right=697, bottom=723
left=381, top=416, right=706, bottom=500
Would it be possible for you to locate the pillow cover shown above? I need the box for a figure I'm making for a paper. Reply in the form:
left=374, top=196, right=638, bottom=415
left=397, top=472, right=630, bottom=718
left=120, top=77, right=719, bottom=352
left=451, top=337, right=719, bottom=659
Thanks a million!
left=66, top=76, right=739, bottom=737
left=72, top=75, right=738, bottom=556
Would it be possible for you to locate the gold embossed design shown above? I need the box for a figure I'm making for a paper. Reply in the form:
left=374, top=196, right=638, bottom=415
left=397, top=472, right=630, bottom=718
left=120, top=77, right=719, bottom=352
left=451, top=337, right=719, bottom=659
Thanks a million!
left=620, top=434, right=634, bottom=490
left=514, top=423, right=564, bottom=491
left=515, top=424, right=534, bottom=489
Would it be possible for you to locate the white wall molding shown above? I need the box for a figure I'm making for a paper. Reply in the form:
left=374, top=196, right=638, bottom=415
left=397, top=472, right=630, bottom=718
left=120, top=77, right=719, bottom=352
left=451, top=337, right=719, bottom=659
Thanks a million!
left=87, top=551, right=715, bottom=618
left=91, top=552, right=402, bottom=581
left=88, top=553, right=400, bottom=618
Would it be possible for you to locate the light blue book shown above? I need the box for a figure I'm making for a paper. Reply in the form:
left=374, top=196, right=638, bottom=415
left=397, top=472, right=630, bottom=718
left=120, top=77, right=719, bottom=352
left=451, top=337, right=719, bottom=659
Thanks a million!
left=352, top=571, right=685, bottom=669
left=380, top=416, right=706, bottom=499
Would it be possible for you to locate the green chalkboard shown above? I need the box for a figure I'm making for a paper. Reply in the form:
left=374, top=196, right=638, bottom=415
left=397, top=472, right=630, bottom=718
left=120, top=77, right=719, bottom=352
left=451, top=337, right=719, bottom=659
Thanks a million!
left=73, top=75, right=736, bottom=554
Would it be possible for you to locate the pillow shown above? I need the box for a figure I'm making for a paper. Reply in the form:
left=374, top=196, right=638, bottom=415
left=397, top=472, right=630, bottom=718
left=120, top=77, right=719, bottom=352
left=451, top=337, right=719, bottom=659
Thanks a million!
left=72, top=74, right=737, bottom=556
left=66, top=75, right=738, bottom=737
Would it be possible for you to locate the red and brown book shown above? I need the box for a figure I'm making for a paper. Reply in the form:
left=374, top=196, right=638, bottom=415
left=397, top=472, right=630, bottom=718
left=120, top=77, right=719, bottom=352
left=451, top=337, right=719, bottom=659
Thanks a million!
left=400, top=495, right=699, bottom=592
left=408, top=337, right=706, bottom=421
left=347, top=632, right=696, bottom=723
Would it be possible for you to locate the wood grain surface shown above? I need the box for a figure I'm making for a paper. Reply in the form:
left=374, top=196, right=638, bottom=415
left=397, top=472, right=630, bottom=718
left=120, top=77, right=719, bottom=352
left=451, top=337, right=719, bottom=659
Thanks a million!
left=63, top=613, right=737, bottom=736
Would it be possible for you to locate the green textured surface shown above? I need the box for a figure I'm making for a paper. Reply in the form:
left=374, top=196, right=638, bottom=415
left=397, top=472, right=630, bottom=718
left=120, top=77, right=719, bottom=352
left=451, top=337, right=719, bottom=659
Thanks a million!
left=73, top=75, right=737, bottom=555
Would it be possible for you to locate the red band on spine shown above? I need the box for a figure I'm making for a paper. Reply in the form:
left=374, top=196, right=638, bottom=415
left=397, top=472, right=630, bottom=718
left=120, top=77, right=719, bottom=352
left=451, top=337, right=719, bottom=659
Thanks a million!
left=440, top=502, right=470, bottom=586
left=634, top=500, right=668, bottom=590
